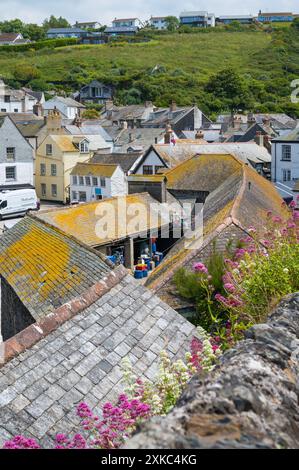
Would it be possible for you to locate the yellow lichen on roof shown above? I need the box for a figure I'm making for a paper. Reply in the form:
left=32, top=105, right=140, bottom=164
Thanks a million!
left=165, top=153, right=242, bottom=190
left=71, top=163, right=118, bottom=177
left=0, top=224, right=74, bottom=304
left=35, top=193, right=168, bottom=246
left=128, top=174, right=166, bottom=183
left=51, top=135, right=78, bottom=152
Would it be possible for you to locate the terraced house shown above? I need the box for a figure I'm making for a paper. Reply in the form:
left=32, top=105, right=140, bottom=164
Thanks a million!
left=0, top=115, right=34, bottom=190
left=35, top=134, right=92, bottom=203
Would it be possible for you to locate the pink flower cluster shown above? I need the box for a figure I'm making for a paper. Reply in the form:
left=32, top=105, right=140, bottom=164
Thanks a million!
left=3, top=435, right=40, bottom=449
left=4, top=395, right=151, bottom=451
left=193, top=262, right=208, bottom=275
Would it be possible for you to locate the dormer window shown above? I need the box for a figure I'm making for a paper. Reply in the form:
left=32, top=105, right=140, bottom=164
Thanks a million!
left=80, top=140, right=89, bottom=153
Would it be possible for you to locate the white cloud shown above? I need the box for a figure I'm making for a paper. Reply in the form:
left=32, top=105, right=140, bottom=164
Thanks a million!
left=0, top=0, right=298, bottom=25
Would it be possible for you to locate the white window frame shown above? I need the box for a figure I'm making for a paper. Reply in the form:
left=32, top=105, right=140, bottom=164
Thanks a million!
left=51, top=184, right=57, bottom=197
left=51, top=164, right=57, bottom=176
left=5, top=166, right=16, bottom=181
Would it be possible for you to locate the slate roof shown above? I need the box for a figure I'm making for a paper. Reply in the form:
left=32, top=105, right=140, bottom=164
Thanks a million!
left=0, top=272, right=196, bottom=448
left=273, top=128, right=299, bottom=142
left=110, top=127, right=166, bottom=153
left=16, top=121, right=46, bottom=137
left=70, top=162, right=119, bottom=177
left=44, top=96, right=85, bottom=109
left=165, top=154, right=242, bottom=191
left=91, top=152, right=142, bottom=174
left=0, top=216, right=112, bottom=320
left=138, top=142, right=271, bottom=172
left=35, top=193, right=169, bottom=247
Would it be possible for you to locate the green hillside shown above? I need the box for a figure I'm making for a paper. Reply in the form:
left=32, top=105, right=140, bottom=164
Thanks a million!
left=1, top=29, right=299, bottom=117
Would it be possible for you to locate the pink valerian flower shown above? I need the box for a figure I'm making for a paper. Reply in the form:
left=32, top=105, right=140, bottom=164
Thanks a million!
left=289, top=200, right=296, bottom=208
left=224, top=283, right=236, bottom=293
left=235, top=248, right=247, bottom=259
left=193, top=262, right=208, bottom=275
left=3, top=436, right=40, bottom=449
left=273, top=216, right=282, bottom=224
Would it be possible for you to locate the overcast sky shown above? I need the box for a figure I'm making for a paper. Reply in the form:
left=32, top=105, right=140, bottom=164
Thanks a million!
left=0, top=0, right=298, bottom=25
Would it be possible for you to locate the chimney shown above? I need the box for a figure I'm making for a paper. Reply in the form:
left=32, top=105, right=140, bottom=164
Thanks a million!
left=195, top=129, right=205, bottom=140
left=164, top=124, right=173, bottom=144
left=254, top=131, right=264, bottom=147
left=233, top=115, right=242, bottom=131
left=73, top=114, right=82, bottom=127
left=121, top=120, right=128, bottom=130
left=262, top=115, right=271, bottom=128
left=33, top=102, right=43, bottom=117
left=247, top=113, right=256, bottom=128
left=145, top=101, right=153, bottom=108
left=105, top=99, right=114, bottom=112
left=170, top=101, right=177, bottom=112
left=129, top=132, right=133, bottom=143
left=46, top=108, right=62, bottom=133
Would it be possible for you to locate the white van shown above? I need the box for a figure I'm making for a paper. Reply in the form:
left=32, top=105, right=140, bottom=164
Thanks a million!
left=0, top=189, right=40, bottom=219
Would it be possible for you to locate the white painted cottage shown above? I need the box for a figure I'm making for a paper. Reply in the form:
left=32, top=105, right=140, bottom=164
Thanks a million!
left=70, top=162, right=127, bottom=202
left=0, top=115, right=34, bottom=189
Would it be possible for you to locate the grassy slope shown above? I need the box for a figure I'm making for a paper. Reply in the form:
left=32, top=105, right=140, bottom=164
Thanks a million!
left=0, top=31, right=298, bottom=114
left=0, top=32, right=272, bottom=82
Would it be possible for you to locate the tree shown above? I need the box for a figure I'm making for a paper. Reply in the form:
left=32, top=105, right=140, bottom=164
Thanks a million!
left=164, top=16, right=180, bottom=32
left=43, top=15, right=70, bottom=30
left=23, top=24, right=46, bottom=41
left=82, top=108, right=100, bottom=119
left=205, top=68, right=251, bottom=114
left=291, top=18, right=299, bottom=32
left=0, top=19, right=23, bottom=33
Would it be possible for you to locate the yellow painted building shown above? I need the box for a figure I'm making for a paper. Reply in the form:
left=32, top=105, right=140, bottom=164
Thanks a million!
left=36, top=134, right=91, bottom=203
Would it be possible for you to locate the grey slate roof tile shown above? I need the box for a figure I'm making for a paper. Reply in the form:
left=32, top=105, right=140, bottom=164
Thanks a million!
left=0, top=275, right=196, bottom=446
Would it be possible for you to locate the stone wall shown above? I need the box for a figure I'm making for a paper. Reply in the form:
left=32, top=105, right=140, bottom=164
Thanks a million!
left=126, top=293, right=299, bottom=449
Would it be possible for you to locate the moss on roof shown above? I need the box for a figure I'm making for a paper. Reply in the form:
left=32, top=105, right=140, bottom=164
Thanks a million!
left=165, top=153, right=242, bottom=191
left=35, top=193, right=168, bottom=246
left=0, top=217, right=111, bottom=319
left=71, top=163, right=118, bottom=177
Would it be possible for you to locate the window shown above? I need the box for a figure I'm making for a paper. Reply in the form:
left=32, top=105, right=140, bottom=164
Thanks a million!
left=72, top=191, right=77, bottom=201
left=51, top=184, right=57, bottom=197
left=46, top=144, right=53, bottom=156
left=85, top=176, right=91, bottom=186
left=72, top=175, right=78, bottom=185
left=40, top=163, right=46, bottom=176
left=282, top=169, right=291, bottom=182
left=4, top=95, right=10, bottom=103
left=6, top=147, right=15, bottom=160
left=92, top=177, right=98, bottom=186
left=79, top=191, right=87, bottom=202
left=51, top=164, right=57, bottom=176
left=100, top=177, right=106, bottom=187
left=143, top=165, right=153, bottom=175
left=155, top=165, right=164, bottom=174
left=79, top=176, right=84, bottom=185
left=5, top=166, right=16, bottom=181
left=14, top=109, right=18, bottom=113
left=41, top=183, right=46, bottom=197
left=281, top=145, right=291, bottom=161
left=1, top=109, right=6, bottom=112
left=80, top=141, right=89, bottom=153
left=0, top=200, right=7, bottom=209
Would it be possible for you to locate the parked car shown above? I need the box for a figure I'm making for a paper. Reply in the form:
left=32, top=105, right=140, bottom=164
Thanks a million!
left=0, top=189, right=39, bottom=219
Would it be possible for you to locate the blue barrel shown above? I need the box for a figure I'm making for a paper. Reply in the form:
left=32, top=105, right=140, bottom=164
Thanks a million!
left=134, top=270, right=143, bottom=279
left=145, top=259, right=151, bottom=270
